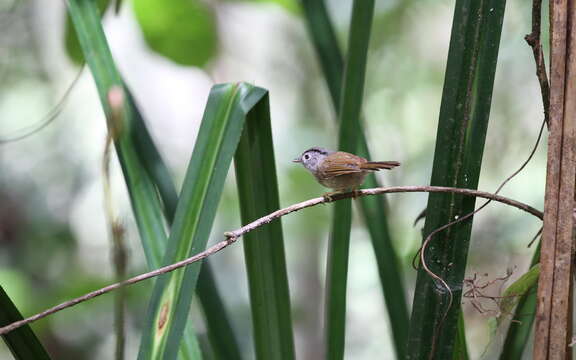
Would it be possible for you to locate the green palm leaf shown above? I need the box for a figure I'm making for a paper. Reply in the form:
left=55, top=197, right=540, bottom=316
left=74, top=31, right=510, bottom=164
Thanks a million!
left=234, top=91, right=295, bottom=359
left=324, top=1, right=375, bottom=359
left=138, top=84, right=284, bottom=359
left=0, top=287, right=51, bottom=360
left=407, top=1, right=507, bottom=358
left=300, top=1, right=409, bottom=356
left=66, top=0, right=204, bottom=357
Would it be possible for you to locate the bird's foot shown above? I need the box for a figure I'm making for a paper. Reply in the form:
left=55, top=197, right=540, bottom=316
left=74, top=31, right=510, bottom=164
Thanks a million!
left=323, top=191, right=342, bottom=202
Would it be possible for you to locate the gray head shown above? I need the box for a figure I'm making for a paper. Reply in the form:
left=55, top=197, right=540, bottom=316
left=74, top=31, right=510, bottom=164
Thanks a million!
left=293, top=147, right=332, bottom=173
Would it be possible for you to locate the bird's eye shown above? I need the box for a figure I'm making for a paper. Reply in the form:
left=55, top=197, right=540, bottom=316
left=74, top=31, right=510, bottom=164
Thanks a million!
left=304, top=154, right=310, bottom=160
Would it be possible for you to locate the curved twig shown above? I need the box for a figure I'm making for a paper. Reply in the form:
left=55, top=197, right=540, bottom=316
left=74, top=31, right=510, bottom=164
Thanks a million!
left=0, top=66, right=84, bottom=144
left=0, top=186, right=542, bottom=336
left=417, top=118, right=546, bottom=342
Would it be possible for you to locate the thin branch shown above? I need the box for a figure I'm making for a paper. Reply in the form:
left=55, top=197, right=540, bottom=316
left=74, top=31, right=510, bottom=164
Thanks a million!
left=525, top=0, right=550, bottom=128
left=0, top=186, right=543, bottom=336
left=226, top=186, right=542, bottom=239
left=0, top=66, right=84, bottom=144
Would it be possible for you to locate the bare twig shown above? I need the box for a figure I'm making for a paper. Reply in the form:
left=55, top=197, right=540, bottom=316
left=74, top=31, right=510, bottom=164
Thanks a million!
left=0, top=66, right=84, bottom=144
left=463, top=270, right=516, bottom=317
left=525, top=0, right=551, bottom=128
left=226, top=186, right=542, bottom=239
left=528, top=226, right=543, bottom=248
left=0, top=186, right=542, bottom=336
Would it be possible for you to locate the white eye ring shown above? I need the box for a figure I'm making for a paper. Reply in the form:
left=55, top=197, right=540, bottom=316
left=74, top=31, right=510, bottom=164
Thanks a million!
left=304, top=154, right=310, bottom=160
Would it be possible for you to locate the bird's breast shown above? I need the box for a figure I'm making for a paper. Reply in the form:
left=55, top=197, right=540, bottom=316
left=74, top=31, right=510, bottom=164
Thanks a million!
left=317, top=172, right=367, bottom=190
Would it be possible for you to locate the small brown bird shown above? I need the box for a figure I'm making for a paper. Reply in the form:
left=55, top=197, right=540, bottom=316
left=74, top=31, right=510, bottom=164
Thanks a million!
left=293, top=147, right=400, bottom=197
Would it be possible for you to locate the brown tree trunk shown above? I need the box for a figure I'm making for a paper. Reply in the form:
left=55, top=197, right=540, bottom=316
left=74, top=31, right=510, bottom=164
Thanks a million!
left=534, top=0, right=576, bottom=358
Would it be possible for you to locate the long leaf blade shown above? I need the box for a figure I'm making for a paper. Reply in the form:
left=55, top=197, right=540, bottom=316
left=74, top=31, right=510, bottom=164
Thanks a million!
left=129, top=92, right=241, bottom=360
left=325, top=1, right=375, bottom=359
left=138, top=83, right=267, bottom=360
left=407, top=1, right=506, bottom=358
left=197, top=266, right=242, bottom=360
left=66, top=1, right=203, bottom=357
left=453, top=311, right=469, bottom=360
left=0, top=287, right=51, bottom=360
left=499, top=243, right=541, bottom=360
left=300, top=2, right=409, bottom=356
left=299, top=0, right=343, bottom=107
left=234, top=91, right=295, bottom=359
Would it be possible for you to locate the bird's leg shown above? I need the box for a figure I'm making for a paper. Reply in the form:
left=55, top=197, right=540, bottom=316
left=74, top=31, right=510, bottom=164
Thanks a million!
left=323, top=189, right=355, bottom=202
left=323, top=191, right=338, bottom=202
left=323, top=189, right=348, bottom=202
left=351, top=187, right=361, bottom=199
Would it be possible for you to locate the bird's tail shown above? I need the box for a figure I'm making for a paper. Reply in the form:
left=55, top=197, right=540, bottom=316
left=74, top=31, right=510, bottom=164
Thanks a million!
left=361, top=161, right=400, bottom=171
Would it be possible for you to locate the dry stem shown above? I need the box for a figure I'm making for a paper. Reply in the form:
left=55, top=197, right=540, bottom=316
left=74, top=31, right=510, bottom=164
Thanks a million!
left=525, top=0, right=551, bottom=128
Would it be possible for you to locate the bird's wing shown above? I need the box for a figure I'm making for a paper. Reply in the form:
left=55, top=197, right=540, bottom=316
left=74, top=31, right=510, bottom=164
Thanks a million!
left=319, top=152, right=365, bottom=177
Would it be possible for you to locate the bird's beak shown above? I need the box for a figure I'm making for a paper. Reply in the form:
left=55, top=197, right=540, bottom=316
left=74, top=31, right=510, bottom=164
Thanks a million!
left=292, top=158, right=301, bottom=163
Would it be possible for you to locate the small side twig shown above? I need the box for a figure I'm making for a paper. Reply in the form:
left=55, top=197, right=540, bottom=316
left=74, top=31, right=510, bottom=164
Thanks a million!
left=463, top=270, right=516, bottom=317
left=0, top=186, right=543, bottom=336
left=0, top=66, right=85, bottom=144
left=525, top=0, right=550, bottom=128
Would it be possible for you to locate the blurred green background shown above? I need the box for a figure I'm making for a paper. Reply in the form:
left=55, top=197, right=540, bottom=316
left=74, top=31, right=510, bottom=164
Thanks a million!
left=0, top=0, right=545, bottom=358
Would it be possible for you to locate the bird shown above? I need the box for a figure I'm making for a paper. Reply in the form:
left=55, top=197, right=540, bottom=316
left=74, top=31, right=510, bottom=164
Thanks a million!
left=293, top=147, right=400, bottom=199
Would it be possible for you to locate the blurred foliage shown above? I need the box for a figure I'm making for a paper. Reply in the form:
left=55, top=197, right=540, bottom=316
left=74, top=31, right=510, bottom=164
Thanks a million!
left=64, top=0, right=111, bottom=64
left=132, top=0, right=217, bottom=67
left=65, top=0, right=298, bottom=67
left=248, top=0, right=299, bottom=14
